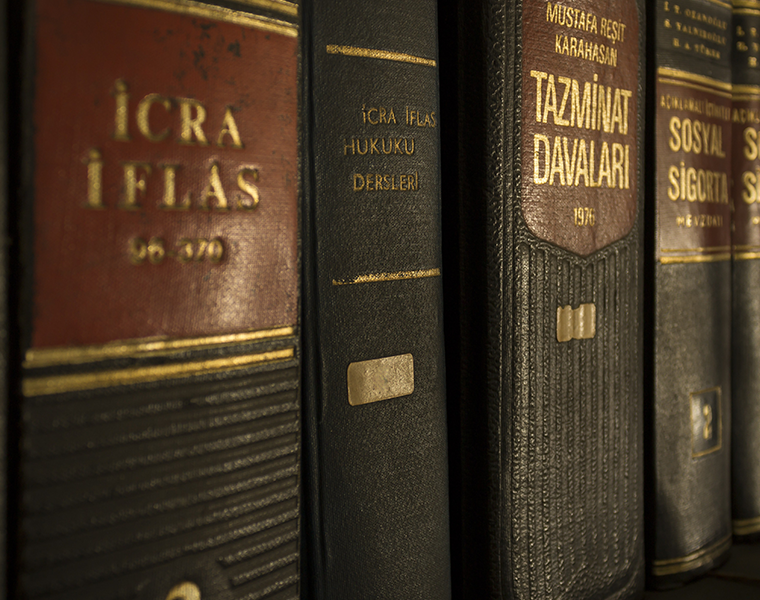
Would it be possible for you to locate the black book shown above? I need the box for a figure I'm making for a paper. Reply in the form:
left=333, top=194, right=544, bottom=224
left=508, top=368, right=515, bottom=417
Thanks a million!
left=731, top=0, right=760, bottom=543
left=646, top=0, right=733, bottom=587
left=301, top=0, right=451, bottom=597
left=440, top=0, right=645, bottom=597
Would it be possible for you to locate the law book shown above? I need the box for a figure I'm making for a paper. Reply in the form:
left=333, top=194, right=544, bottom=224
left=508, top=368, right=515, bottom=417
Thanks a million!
left=439, top=0, right=645, bottom=598
left=14, top=1, right=301, bottom=598
left=646, top=0, right=733, bottom=587
left=731, top=0, right=760, bottom=543
left=300, top=0, right=451, bottom=597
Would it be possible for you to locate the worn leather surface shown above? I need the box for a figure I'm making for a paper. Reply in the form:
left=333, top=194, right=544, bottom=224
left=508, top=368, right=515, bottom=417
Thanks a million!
left=17, top=2, right=302, bottom=598
left=646, top=0, right=733, bottom=586
left=732, top=260, right=760, bottom=539
left=301, top=0, right=452, bottom=598
left=731, top=7, right=760, bottom=543
left=440, top=0, right=645, bottom=598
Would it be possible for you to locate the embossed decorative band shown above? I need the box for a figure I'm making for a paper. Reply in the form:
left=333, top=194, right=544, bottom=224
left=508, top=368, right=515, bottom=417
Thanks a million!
left=651, top=535, right=731, bottom=576
left=332, top=268, right=441, bottom=286
left=326, top=45, right=436, bottom=67
left=23, top=347, right=294, bottom=397
left=703, top=0, right=731, bottom=8
left=658, top=68, right=733, bottom=100
left=733, top=515, right=760, bottom=536
left=556, top=304, right=596, bottom=343
left=347, top=354, right=414, bottom=406
left=96, top=0, right=298, bottom=35
left=24, top=326, right=296, bottom=368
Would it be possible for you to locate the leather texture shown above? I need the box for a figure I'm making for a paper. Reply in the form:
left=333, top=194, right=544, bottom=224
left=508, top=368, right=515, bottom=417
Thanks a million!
left=731, top=5, right=760, bottom=543
left=301, top=0, right=452, bottom=598
left=440, top=0, right=645, bottom=598
left=16, top=1, right=302, bottom=598
left=646, top=0, right=733, bottom=587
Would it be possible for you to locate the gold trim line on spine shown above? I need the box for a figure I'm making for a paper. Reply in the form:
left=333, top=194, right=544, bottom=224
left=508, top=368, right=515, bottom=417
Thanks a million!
left=661, top=246, right=731, bottom=253
left=657, top=78, right=732, bottom=100
left=94, top=0, right=298, bottom=36
left=326, top=45, right=436, bottom=67
left=659, top=253, right=731, bottom=264
left=23, top=347, right=295, bottom=397
left=733, top=515, right=760, bottom=536
left=734, top=251, right=760, bottom=261
left=24, top=325, right=296, bottom=368
left=651, top=535, right=732, bottom=576
left=657, top=68, right=733, bottom=92
left=332, top=268, right=441, bottom=286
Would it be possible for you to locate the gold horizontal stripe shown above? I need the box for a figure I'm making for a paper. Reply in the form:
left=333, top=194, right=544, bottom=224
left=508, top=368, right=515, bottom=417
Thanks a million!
left=25, top=325, right=295, bottom=368
left=662, top=246, right=730, bottom=253
left=734, top=7, right=760, bottom=15
left=658, top=77, right=733, bottom=100
left=658, top=67, right=733, bottom=92
left=733, top=516, right=760, bottom=536
left=735, top=251, right=760, bottom=260
left=326, top=45, right=435, bottom=67
left=733, top=83, right=760, bottom=95
left=734, top=0, right=760, bottom=8
left=95, top=0, right=297, bottom=36
left=332, top=268, right=441, bottom=286
left=704, top=0, right=732, bottom=7
left=734, top=95, right=760, bottom=102
left=23, top=347, right=294, bottom=397
left=651, top=535, right=731, bottom=576
left=734, top=244, right=760, bottom=250
left=659, top=253, right=731, bottom=264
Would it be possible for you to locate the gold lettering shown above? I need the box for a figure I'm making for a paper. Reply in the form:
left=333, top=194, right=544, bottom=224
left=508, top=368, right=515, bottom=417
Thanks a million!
left=84, top=149, right=104, bottom=208
left=199, top=162, right=228, bottom=210
left=158, top=164, right=190, bottom=210
left=137, top=93, right=171, bottom=142
left=217, top=107, right=244, bottom=148
left=236, top=167, right=260, bottom=210
left=120, top=161, right=151, bottom=209
left=112, top=79, right=131, bottom=142
left=178, top=98, right=209, bottom=145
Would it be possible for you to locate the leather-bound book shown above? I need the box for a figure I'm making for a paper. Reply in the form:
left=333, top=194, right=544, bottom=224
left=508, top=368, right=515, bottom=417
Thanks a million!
left=731, top=0, right=760, bottom=543
left=439, top=0, right=645, bottom=598
left=646, top=0, right=733, bottom=587
left=301, top=0, right=451, bottom=597
left=15, top=1, right=301, bottom=598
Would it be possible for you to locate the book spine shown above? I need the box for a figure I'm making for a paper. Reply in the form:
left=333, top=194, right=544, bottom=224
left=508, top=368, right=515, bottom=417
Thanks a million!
left=442, top=0, right=645, bottom=597
left=17, top=1, right=301, bottom=598
left=731, top=0, right=760, bottom=542
left=302, top=0, right=451, bottom=598
left=647, top=0, right=733, bottom=586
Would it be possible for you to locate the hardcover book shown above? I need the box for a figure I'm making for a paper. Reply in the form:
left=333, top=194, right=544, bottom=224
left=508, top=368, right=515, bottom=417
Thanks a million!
left=440, top=0, right=645, bottom=597
left=301, top=0, right=451, bottom=597
left=646, top=0, right=733, bottom=586
left=731, top=0, right=760, bottom=543
left=15, top=1, right=301, bottom=598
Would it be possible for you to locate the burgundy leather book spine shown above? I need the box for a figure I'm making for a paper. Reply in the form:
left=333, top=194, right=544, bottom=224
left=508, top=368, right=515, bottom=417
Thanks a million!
left=16, top=1, right=301, bottom=598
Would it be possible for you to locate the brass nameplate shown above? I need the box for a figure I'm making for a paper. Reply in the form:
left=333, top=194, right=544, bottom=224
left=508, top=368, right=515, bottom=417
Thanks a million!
left=556, top=303, right=596, bottom=342
left=347, top=354, right=414, bottom=406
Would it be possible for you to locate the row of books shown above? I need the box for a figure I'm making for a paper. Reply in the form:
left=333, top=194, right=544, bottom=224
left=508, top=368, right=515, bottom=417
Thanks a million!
left=4, top=0, right=760, bottom=598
